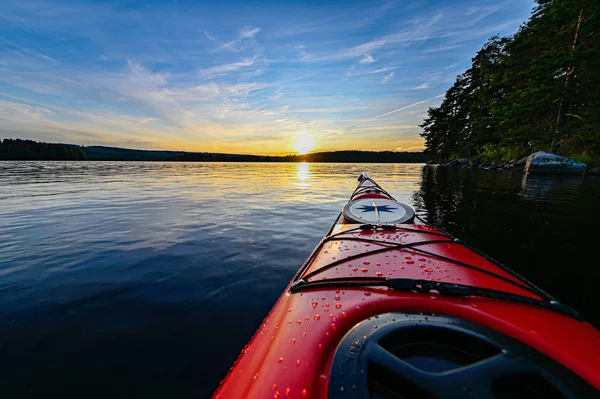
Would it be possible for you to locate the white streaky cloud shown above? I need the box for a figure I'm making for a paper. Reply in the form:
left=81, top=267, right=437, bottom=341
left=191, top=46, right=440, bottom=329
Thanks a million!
left=225, top=83, right=268, bottom=96
left=240, top=26, right=261, bottom=39
left=413, top=83, right=430, bottom=89
left=127, top=59, right=170, bottom=86
left=381, top=72, right=394, bottom=84
left=203, top=30, right=216, bottom=42
left=346, top=66, right=398, bottom=77
left=345, top=94, right=445, bottom=129
left=359, top=54, right=375, bottom=64
left=302, top=39, right=385, bottom=62
left=216, top=26, right=262, bottom=52
left=199, top=57, right=257, bottom=77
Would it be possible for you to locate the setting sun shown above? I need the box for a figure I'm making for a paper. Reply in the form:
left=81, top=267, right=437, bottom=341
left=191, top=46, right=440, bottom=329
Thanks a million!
left=294, top=135, right=314, bottom=155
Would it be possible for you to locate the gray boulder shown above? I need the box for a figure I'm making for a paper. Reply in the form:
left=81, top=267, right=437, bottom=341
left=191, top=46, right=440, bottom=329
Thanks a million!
left=511, top=156, right=528, bottom=170
left=445, top=158, right=469, bottom=168
left=524, top=152, right=586, bottom=175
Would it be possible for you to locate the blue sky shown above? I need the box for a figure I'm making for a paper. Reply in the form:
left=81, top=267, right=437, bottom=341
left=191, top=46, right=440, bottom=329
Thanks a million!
left=0, top=0, right=535, bottom=154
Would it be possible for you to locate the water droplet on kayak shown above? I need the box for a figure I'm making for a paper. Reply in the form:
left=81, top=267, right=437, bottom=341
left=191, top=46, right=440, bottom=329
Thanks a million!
left=376, top=272, right=383, bottom=277
left=296, top=359, right=301, bottom=366
left=406, top=260, right=414, bottom=264
left=272, top=384, right=277, bottom=391
left=425, top=268, right=433, bottom=273
left=376, top=263, right=381, bottom=266
left=274, top=391, right=280, bottom=398
left=340, top=387, right=345, bottom=392
left=405, top=256, right=412, bottom=260
left=331, top=323, right=337, bottom=330
left=335, top=289, right=340, bottom=293
left=277, top=357, right=283, bottom=363
left=352, top=267, right=358, bottom=271
left=418, top=258, right=426, bottom=261
left=312, top=301, right=318, bottom=308
left=291, top=338, right=296, bottom=344
left=364, top=292, right=371, bottom=296
left=305, top=316, right=309, bottom=321
left=342, top=312, right=347, bottom=318
left=296, top=320, right=302, bottom=325
left=302, top=388, right=308, bottom=397
left=385, top=261, right=390, bottom=265
left=419, top=264, right=425, bottom=268
left=314, top=315, right=320, bottom=320
left=253, top=373, right=259, bottom=380
left=335, top=295, right=340, bottom=300
left=336, top=303, right=342, bottom=309
left=285, top=387, right=291, bottom=397
left=302, top=331, right=307, bottom=337
left=356, top=306, right=361, bottom=310
left=363, top=261, right=370, bottom=265
left=362, top=268, right=368, bottom=272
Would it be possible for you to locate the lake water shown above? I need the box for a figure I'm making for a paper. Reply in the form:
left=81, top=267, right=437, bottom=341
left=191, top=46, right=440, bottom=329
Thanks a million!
left=1, top=162, right=598, bottom=397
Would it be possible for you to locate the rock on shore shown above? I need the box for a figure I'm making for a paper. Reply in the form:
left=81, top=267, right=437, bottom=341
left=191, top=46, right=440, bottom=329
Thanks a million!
left=440, top=152, right=588, bottom=175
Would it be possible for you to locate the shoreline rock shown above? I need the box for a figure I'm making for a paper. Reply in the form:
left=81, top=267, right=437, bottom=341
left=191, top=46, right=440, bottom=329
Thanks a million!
left=440, top=152, right=589, bottom=175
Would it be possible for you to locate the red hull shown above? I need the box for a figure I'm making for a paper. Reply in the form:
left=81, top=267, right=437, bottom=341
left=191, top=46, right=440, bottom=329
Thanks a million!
left=214, top=175, right=600, bottom=398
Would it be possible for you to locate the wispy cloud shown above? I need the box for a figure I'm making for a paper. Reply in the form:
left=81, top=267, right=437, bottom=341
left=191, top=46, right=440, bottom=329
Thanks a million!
left=346, top=94, right=445, bottom=129
left=240, top=26, right=261, bottom=39
left=412, top=83, right=430, bottom=89
left=199, top=57, right=259, bottom=78
left=381, top=72, right=394, bottom=84
left=216, top=26, right=262, bottom=52
left=346, top=66, right=398, bottom=77
left=359, top=54, right=375, bottom=64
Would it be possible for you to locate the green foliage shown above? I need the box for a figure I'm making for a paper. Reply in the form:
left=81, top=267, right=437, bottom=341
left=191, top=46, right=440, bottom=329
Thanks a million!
left=420, top=0, right=600, bottom=161
left=0, top=139, right=87, bottom=160
left=470, top=144, right=528, bottom=164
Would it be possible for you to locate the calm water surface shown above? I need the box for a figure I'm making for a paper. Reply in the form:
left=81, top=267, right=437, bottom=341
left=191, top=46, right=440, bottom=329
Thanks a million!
left=1, top=162, right=599, bottom=397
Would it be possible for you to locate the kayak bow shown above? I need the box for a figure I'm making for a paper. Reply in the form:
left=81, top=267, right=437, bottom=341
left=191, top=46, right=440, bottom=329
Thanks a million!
left=214, top=172, right=600, bottom=399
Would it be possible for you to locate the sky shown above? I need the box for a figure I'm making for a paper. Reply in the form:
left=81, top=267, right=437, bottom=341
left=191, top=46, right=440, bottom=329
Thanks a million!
left=0, top=0, right=535, bottom=155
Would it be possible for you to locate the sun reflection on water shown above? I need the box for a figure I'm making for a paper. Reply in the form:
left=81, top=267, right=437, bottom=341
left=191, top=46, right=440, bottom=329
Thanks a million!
left=297, top=162, right=310, bottom=181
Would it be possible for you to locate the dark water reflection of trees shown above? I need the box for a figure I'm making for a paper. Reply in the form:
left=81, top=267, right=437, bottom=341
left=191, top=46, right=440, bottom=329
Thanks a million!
left=414, top=166, right=600, bottom=326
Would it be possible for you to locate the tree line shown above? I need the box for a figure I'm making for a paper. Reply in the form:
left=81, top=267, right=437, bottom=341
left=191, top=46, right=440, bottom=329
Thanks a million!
left=420, top=0, right=599, bottom=163
left=0, top=140, right=425, bottom=162
left=0, top=139, right=87, bottom=160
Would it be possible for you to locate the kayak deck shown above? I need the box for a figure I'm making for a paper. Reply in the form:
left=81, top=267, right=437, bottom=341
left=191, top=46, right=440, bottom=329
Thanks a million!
left=213, top=173, right=600, bottom=398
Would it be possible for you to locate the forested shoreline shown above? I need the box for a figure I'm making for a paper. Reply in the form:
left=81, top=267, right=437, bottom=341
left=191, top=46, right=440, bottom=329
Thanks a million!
left=420, top=0, right=599, bottom=164
left=0, top=139, right=425, bottom=163
left=0, top=139, right=87, bottom=160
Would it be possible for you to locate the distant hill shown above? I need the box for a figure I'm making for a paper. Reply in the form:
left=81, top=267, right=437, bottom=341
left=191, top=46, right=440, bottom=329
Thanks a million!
left=1, top=139, right=425, bottom=163
left=84, top=146, right=186, bottom=161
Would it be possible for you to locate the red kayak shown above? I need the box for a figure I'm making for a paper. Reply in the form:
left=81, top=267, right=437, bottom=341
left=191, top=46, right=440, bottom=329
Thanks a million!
left=214, top=173, right=600, bottom=398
